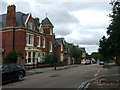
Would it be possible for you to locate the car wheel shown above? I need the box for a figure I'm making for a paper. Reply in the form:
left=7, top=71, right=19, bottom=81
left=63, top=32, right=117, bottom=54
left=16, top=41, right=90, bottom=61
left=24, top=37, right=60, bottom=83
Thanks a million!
left=18, top=72, right=24, bottom=81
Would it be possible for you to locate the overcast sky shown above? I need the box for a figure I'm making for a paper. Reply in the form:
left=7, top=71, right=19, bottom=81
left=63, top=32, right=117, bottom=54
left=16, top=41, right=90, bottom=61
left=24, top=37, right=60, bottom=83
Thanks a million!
left=1, top=0, right=112, bottom=54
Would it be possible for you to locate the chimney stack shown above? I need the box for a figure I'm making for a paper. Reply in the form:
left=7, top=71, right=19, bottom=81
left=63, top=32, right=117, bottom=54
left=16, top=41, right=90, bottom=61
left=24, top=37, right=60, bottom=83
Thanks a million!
left=35, top=17, right=39, bottom=22
left=6, top=5, right=16, bottom=27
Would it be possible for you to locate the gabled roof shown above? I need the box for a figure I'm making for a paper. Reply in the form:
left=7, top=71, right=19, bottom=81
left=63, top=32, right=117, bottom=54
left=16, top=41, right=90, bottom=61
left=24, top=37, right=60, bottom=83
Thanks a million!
left=0, top=11, right=29, bottom=28
left=41, top=17, right=54, bottom=28
left=56, top=38, right=65, bottom=45
left=16, top=12, right=29, bottom=27
left=0, top=12, right=41, bottom=32
left=52, top=37, right=60, bottom=47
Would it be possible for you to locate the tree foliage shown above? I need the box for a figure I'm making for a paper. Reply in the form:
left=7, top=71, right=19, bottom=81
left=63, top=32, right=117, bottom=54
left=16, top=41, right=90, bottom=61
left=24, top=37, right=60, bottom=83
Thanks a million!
left=99, top=1, right=120, bottom=64
left=69, top=45, right=82, bottom=61
left=99, top=36, right=111, bottom=62
left=91, top=52, right=100, bottom=61
left=45, top=53, right=58, bottom=65
left=5, top=51, right=21, bottom=63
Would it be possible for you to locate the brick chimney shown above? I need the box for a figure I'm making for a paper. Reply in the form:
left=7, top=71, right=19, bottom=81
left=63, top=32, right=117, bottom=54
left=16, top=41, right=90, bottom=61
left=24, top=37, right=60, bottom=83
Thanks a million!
left=6, top=5, right=16, bottom=27
left=35, top=17, right=40, bottom=26
left=35, top=17, right=39, bottom=22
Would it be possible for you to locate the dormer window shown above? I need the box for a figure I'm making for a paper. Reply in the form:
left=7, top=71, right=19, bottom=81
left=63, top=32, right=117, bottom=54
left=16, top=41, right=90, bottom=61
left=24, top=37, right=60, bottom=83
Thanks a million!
left=28, top=22, right=32, bottom=29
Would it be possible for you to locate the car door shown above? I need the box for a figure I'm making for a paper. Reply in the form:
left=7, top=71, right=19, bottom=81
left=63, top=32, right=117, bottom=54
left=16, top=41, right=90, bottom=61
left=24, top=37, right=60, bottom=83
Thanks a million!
left=9, top=64, right=19, bottom=79
left=2, top=64, right=11, bottom=83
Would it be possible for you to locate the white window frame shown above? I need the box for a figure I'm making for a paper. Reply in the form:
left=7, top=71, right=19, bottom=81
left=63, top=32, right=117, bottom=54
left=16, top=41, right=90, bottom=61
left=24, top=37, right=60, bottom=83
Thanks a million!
left=28, top=52, right=32, bottom=64
left=42, top=37, right=45, bottom=48
left=40, top=27, right=44, bottom=33
left=49, top=42, right=52, bottom=52
left=50, top=28, right=52, bottom=35
left=26, top=33, right=34, bottom=46
left=37, top=36, right=40, bottom=47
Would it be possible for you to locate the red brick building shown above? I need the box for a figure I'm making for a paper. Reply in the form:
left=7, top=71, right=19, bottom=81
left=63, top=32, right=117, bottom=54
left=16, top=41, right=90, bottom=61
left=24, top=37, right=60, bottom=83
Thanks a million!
left=1, top=5, right=59, bottom=65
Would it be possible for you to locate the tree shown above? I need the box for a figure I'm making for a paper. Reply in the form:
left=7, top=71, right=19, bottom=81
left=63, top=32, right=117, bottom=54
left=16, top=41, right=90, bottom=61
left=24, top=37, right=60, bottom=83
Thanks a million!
left=5, top=51, right=21, bottom=63
left=45, top=53, right=58, bottom=70
left=99, top=1, right=120, bottom=65
left=69, top=45, right=82, bottom=63
left=99, top=36, right=112, bottom=63
left=107, top=1, right=120, bottom=65
left=91, top=52, right=100, bottom=61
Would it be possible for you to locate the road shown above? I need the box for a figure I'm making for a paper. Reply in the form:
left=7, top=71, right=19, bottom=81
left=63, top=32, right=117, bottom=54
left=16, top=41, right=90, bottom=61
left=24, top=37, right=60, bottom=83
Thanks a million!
left=2, top=64, right=102, bottom=88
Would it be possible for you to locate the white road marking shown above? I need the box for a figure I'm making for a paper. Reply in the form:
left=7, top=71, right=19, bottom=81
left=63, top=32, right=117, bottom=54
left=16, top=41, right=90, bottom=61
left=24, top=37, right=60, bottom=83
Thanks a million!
left=77, top=68, right=103, bottom=90
left=94, top=68, right=102, bottom=77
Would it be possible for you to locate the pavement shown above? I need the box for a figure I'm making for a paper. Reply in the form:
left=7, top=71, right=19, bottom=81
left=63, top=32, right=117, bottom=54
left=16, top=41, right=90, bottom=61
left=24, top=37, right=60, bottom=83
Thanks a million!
left=82, top=64, right=120, bottom=90
left=26, top=64, right=79, bottom=76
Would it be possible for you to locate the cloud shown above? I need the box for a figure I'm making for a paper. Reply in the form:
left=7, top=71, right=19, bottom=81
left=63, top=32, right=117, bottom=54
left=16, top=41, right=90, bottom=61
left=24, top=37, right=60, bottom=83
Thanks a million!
left=70, top=9, right=110, bottom=29
left=54, top=24, right=72, bottom=36
left=0, top=1, right=8, bottom=14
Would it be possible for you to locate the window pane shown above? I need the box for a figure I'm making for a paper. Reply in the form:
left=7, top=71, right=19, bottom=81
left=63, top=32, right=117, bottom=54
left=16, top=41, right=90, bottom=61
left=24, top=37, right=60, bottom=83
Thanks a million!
left=28, top=22, right=32, bottom=29
left=28, top=52, right=31, bottom=62
left=42, top=37, right=45, bottom=47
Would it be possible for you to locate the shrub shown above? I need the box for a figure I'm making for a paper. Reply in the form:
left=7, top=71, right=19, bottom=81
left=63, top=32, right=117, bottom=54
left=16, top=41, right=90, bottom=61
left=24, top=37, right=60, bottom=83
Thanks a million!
left=5, top=51, right=21, bottom=63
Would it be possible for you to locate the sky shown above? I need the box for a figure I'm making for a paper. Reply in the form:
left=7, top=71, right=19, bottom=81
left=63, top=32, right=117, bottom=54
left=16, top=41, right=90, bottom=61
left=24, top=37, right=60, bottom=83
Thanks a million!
left=0, top=0, right=112, bottom=54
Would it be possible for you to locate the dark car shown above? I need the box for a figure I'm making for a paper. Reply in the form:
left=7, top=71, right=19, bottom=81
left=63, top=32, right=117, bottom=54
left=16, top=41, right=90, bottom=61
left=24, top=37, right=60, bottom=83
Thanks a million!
left=1, top=63, right=25, bottom=84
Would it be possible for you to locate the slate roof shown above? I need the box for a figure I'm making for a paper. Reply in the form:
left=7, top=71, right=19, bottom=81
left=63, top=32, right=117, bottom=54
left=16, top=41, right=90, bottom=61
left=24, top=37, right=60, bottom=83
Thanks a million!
left=56, top=38, right=64, bottom=45
left=52, top=37, right=60, bottom=47
left=0, top=13, right=6, bottom=28
left=0, top=12, right=40, bottom=32
left=41, top=17, right=54, bottom=28
left=0, top=12, right=29, bottom=28
left=0, top=12, right=53, bottom=33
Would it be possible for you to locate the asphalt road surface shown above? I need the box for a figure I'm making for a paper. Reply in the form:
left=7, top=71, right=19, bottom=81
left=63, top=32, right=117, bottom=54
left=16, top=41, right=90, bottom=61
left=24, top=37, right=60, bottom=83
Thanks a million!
left=2, top=64, right=102, bottom=89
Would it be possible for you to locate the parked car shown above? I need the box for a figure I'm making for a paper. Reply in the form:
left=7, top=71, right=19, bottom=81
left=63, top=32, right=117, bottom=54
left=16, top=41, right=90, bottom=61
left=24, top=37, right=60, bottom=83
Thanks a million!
left=99, top=61, right=105, bottom=65
left=85, top=60, right=91, bottom=65
left=0, top=63, right=26, bottom=84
